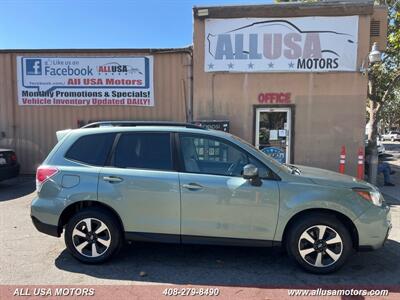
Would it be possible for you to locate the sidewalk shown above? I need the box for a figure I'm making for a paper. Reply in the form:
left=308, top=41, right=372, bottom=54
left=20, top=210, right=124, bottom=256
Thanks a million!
left=378, top=164, right=400, bottom=205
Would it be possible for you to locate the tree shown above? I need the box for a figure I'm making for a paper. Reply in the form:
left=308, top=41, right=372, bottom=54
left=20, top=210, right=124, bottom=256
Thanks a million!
left=380, top=90, right=400, bottom=130
left=366, top=0, right=400, bottom=184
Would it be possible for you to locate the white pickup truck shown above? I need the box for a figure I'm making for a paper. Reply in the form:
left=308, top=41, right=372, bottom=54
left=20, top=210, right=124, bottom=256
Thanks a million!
left=381, top=131, right=400, bottom=142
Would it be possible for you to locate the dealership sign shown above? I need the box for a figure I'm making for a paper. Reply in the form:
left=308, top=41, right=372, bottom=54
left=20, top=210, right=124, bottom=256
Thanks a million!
left=205, top=16, right=359, bottom=72
left=17, top=56, right=154, bottom=106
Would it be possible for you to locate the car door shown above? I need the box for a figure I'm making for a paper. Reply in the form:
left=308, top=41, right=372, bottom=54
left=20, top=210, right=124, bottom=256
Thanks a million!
left=98, top=131, right=180, bottom=241
left=178, top=133, right=280, bottom=243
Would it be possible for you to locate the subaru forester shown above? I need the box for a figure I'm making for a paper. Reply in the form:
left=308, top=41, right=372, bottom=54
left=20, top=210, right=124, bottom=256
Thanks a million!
left=31, top=121, right=391, bottom=273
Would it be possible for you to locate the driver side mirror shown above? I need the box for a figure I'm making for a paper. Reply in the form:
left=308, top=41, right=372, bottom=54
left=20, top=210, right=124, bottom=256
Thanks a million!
left=243, top=164, right=262, bottom=186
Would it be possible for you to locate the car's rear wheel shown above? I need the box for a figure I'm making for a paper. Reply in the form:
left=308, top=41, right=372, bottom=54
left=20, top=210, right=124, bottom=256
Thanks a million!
left=286, top=214, right=353, bottom=274
left=65, top=208, right=122, bottom=263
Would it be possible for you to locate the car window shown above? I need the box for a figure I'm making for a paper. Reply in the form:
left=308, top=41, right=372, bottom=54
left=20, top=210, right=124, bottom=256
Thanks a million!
left=180, top=134, right=271, bottom=178
left=248, top=156, right=272, bottom=179
left=65, top=133, right=115, bottom=166
left=114, top=132, right=173, bottom=171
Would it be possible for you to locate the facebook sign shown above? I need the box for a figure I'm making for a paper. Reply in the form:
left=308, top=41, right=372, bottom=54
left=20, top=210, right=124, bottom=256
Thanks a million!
left=25, top=59, right=42, bottom=75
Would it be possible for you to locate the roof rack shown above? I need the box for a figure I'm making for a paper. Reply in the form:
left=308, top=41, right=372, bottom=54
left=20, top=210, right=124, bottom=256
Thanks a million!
left=81, top=121, right=206, bottom=130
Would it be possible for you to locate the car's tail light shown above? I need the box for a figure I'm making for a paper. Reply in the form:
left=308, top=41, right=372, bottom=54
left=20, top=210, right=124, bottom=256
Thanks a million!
left=36, top=165, right=59, bottom=191
left=10, top=153, right=17, bottom=162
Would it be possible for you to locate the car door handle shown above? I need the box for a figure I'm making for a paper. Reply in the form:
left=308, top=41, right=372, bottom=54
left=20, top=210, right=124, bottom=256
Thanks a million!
left=182, top=183, right=204, bottom=191
left=103, top=176, right=123, bottom=183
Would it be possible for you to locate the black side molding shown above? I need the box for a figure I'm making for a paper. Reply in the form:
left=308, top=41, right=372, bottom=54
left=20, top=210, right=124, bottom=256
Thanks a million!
left=182, top=235, right=274, bottom=247
left=125, top=231, right=278, bottom=247
left=31, top=216, right=61, bottom=237
left=125, top=232, right=180, bottom=244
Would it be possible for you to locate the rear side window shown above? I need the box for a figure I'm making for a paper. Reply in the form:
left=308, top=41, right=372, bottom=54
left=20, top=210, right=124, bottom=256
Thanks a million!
left=65, top=133, right=115, bottom=166
left=114, top=132, right=172, bottom=170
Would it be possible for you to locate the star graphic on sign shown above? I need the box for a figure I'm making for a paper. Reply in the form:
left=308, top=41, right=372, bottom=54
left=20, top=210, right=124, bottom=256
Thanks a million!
left=208, top=63, right=214, bottom=69
left=248, top=62, right=254, bottom=69
left=228, top=62, right=234, bottom=69
left=288, top=61, right=295, bottom=68
left=268, top=62, right=274, bottom=68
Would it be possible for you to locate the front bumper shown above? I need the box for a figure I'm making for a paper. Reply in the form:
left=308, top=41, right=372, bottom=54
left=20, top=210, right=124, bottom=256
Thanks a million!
left=0, top=164, right=20, bottom=181
left=354, top=203, right=391, bottom=250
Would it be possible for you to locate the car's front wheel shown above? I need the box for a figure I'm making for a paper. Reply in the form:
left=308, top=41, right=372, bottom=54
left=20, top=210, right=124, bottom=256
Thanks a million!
left=64, top=208, right=123, bottom=264
left=286, top=214, right=353, bottom=274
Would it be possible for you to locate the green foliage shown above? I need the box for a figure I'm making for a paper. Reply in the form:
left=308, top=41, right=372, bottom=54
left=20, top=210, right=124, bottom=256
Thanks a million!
left=368, top=0, right=400, bottom=131
left=379, top=0, right=400, bottom=68
left=380, top=90, right=400, bottom=129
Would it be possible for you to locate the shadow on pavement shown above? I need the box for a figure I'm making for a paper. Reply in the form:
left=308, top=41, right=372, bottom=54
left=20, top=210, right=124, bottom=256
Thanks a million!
left=55, top=239, right=400, bottom=287
left=0, top=176, right=35, bottom=202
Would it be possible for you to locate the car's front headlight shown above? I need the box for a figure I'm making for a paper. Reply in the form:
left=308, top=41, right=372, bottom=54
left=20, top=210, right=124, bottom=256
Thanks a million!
left=353, top=188, right=383, bottom=207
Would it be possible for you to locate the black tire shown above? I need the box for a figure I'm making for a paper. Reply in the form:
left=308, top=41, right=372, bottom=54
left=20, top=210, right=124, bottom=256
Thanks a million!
left=64, top=207, right=123, bottom=264
left=285, top=214, right=353, bottom=274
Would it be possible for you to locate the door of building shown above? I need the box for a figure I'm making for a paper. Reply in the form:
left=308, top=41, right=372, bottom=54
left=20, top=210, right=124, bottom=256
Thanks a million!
left=255, top=107, right=292, bottom=164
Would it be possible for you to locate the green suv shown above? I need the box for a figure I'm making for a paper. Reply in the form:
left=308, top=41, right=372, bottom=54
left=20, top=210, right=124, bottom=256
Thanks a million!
left=31, top=122, right=391, bottom=274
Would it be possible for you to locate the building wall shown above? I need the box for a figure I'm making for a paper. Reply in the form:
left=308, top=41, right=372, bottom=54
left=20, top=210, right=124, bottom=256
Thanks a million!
left=193, top=14, right=371, bottom=176
left=0, top=50, right=191, bottom=174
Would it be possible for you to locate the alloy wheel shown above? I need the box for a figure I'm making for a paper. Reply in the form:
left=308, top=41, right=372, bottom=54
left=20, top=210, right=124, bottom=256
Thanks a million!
left=298, top=225, right=343, bottom=268
left=72, top=218, right=111, bottom=258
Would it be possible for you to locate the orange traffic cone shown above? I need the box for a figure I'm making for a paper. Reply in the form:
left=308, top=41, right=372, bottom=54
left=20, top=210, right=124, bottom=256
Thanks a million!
left=357, top=147, right=364, bottom=180
left=339, top=146, right=346, bottom=174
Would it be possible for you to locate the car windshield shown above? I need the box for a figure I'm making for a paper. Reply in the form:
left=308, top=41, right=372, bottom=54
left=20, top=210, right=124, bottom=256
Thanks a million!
left=230, top=134, right=293, bottom=173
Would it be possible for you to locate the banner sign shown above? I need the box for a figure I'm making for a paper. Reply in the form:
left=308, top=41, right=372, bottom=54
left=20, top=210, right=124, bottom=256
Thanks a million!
left=205, top=16, right=359, bottom=73
left=17, top=56, right=154, bottom=106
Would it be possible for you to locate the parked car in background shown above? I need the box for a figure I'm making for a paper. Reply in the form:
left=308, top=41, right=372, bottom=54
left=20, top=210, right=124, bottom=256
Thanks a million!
left=377, top=141, right=386, bottom=154
left=365, top=136, right=385, bottom=155
left=376, top=141, right=386, bottom=155
left=31, top=122, right=391, bottom=274
left=0, top=149, right=20, bottom=182
left=381, top=131, right=400, bottom=142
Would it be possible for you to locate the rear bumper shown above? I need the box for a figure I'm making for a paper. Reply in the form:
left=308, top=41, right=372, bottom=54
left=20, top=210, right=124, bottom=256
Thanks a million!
left=31, top=216, right=60, bottom=237
left=0, top=164, right=20, bottom=181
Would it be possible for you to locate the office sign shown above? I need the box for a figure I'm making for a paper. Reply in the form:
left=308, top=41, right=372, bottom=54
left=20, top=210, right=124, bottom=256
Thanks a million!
left=17, top=56, right=154, bottom=106
left=205, top=16, right=359, bottom=72
left=258, top=92, right=291, bottom=104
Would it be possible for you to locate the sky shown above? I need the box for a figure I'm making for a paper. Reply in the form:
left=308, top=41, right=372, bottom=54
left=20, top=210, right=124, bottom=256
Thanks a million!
left=0, top=0, right=273, bottom=49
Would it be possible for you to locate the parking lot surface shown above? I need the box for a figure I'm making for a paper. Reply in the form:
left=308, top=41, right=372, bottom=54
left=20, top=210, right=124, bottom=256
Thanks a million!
left=0, top=176, right=400, bottom=287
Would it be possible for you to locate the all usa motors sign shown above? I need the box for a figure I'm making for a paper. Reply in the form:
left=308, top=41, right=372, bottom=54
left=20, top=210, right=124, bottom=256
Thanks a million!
left=205, top=16, right=359, bottom=72
left=17, top=56, right=154, bottom=106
